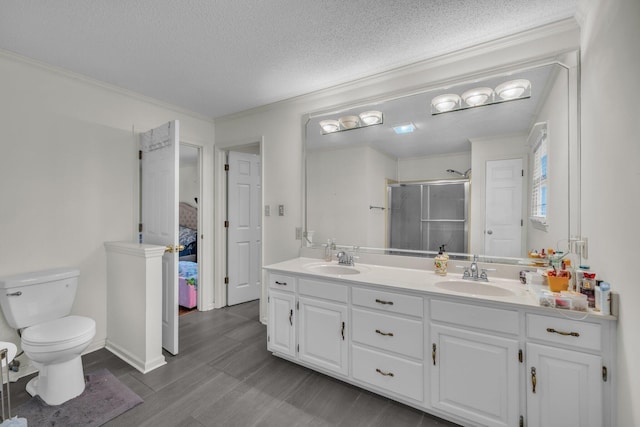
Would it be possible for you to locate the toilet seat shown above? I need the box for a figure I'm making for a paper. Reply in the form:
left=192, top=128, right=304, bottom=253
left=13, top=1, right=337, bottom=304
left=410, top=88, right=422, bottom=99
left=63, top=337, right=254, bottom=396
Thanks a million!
left=22, top=315, right=95, bottom=353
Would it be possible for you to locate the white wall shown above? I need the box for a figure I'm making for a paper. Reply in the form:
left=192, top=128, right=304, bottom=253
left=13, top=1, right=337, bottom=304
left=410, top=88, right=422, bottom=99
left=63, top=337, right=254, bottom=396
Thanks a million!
left=0, top=52, right=215, bottom=352
left=579, top=0, right=640, bottom=424
left=307, top=146, right=396, bottom=248
left=398, top=151, right=471, bottom=182
left=179, top=164, right=199, bottom=206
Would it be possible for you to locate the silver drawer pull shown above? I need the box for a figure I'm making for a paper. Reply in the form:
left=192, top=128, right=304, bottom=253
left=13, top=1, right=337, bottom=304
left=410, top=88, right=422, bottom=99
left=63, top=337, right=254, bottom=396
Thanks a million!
left=274, top=281, right=287, bottom=286
left=375, top=299, right=394, bottom=306
left=375, top=368, right=394, bottom=377
left=546, top=327, right=580, bottom=337
left=375, top=329, right=394, bottom=337
left=7, top=291, right=22, bottom=297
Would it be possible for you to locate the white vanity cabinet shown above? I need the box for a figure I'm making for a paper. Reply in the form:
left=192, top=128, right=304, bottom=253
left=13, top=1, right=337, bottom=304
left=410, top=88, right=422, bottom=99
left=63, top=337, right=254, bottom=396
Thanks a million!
left=350, top=286, right=424, bottom=402
left=429, top=299, right=520, bottom=427
left=525, top=314, right=607, bottom=427
left=297, top=278, right=349, bottom=376
left=267, top=274, right=296, bottom=357
left=265, top=260, right=617, bottom=427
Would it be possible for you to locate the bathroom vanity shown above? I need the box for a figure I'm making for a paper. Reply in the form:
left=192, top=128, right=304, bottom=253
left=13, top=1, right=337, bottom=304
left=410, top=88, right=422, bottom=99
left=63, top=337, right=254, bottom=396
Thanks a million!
left=264, top=257, right=616, bottom=427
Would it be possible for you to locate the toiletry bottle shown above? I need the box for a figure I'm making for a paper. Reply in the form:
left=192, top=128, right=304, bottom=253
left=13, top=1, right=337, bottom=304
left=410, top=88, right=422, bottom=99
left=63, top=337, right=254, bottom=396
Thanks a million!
left=595, top=282, right=611, bottom=315
left=575, top=265, right=589, bottom=293
left=581, top=272, right=597, bottom=308
left=324, top=239, right=333, bottom=262
left=434, top=245, right=448, bottom=276
left=563, top=259, right=576, bottom=291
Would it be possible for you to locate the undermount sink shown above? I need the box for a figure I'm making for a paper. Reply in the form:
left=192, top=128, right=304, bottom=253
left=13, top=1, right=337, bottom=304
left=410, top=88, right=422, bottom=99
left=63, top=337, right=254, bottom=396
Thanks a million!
left=305, top=263, right=362, bottom=275
left=435, top=280, right=518, bottom=297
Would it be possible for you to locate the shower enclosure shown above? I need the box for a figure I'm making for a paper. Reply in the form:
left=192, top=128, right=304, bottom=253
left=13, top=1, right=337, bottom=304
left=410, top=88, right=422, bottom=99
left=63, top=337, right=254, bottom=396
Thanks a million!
left=388, top=180, right=469, bottom=253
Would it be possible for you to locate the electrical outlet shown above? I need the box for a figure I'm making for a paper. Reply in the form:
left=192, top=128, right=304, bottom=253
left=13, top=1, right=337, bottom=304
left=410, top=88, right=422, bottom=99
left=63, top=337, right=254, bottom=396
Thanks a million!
left=264, top=205, right=270, bottom=216
left=278, top=204, right=285, bottom=216
left=295, top=227, right=302, bottom=240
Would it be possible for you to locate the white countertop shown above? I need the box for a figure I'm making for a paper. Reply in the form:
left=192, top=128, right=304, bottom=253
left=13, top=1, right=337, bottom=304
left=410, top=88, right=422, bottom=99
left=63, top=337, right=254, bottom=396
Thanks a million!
left=264, top=257, right=617, bottom=320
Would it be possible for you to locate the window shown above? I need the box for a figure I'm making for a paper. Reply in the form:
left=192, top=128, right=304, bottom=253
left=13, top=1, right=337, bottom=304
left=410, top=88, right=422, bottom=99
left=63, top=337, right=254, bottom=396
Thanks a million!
left=530, top=123, right=548, bottom=229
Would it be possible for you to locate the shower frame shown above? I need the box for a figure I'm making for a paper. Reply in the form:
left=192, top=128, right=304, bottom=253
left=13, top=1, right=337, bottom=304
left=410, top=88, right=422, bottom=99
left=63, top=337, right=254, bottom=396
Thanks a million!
left=387, top=179, right=469, bottom=253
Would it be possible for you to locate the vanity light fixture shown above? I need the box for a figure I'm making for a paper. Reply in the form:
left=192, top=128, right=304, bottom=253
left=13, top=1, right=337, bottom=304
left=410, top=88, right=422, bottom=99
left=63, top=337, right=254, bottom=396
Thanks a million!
left=319, top=119, right=340, bottom=133
left=319, top=110, right=383, bottom=134
left=393, top=123, right=416, bottom=134
left=461, top=87, right=493, bottom=107
left=338, top=115, right=360, bottom=129
left=431, top=94, right=461, bottom=113
left=431, top=78, right=531, bottom=115
left=495, top=79, right=531, bottom=100
left=359, top=110, right=383, bottom=125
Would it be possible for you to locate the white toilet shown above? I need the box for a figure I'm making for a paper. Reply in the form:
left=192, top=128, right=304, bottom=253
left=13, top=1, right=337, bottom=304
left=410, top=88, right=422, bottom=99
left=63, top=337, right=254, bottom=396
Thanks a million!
left=0, top=268, right=96, bottom=405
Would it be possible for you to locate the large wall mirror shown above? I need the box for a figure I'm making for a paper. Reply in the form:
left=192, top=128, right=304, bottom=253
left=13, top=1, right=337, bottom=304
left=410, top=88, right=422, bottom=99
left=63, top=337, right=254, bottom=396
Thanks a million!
left=304, top=53, right=579, bottom=264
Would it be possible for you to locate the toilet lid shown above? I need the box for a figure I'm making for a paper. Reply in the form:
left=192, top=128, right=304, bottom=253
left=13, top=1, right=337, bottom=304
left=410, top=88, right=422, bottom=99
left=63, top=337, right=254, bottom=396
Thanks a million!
left=22, top=315, right=95, bottom=346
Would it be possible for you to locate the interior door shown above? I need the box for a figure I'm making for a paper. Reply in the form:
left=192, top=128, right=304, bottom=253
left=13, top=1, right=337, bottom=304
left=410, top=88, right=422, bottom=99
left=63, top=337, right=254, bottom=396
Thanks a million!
left=227, top=151, right=261, bottom=305
left=484, top=158, right=523, bottom=257
left=141, top=120, right=179, bottom=355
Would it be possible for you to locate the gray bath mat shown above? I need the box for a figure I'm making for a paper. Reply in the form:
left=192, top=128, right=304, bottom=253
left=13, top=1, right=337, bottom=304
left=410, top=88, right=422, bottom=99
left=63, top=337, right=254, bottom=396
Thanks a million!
left=14, top=368, right=143, bottom=426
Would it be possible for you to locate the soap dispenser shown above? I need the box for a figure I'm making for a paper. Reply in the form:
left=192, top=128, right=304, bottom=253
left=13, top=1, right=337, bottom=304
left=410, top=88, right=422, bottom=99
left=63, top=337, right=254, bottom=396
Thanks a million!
left=435, top=245, right=448, bottom=276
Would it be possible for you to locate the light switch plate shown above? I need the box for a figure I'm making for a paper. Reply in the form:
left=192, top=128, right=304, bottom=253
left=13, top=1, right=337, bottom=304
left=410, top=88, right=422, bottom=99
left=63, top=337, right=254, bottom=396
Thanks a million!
left=278, top=205, right=285, bottom=216
left=264, top=205, right=270, bottom=216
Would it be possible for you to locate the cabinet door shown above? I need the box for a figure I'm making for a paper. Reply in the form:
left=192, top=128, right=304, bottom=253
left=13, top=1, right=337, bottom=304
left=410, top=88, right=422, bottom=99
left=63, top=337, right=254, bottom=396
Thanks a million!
left=267, top=290, right=296, bottom=357
left=526, top=343, right=602, bottom=427
left=298, top=296, right=348, bottom=376
left=431, top=324, right=519, bottom=427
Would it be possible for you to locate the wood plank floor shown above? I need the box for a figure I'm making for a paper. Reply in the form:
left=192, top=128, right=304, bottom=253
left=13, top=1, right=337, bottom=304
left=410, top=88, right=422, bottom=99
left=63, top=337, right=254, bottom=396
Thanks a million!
left=10, top=300, right=459, bottom=426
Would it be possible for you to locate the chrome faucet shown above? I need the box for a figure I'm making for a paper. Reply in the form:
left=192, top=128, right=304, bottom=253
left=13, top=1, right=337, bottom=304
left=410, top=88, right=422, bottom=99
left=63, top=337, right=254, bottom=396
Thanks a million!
left=460, top=255, right=489, bottom=281
left=336, top=251, right=354, bottom=266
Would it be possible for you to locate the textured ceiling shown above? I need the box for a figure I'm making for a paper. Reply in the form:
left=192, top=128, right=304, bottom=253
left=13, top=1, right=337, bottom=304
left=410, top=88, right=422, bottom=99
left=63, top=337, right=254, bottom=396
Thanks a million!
left=0, top=1, right=577, bottom=119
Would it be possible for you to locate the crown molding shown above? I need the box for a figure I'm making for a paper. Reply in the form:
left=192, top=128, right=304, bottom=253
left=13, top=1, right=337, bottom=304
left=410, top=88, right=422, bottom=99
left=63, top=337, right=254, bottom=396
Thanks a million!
left=216, top=18, right=580, bottom=123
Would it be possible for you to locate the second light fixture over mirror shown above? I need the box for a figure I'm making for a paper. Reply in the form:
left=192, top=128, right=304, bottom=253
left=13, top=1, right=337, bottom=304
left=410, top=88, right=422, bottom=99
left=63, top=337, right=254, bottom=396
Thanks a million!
left=431, top=79, right=531, bottom=114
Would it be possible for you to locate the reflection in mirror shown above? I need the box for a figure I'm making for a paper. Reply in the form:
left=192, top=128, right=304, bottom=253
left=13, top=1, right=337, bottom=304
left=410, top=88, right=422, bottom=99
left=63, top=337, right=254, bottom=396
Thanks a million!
left=305, top=60, right=573, bottom=263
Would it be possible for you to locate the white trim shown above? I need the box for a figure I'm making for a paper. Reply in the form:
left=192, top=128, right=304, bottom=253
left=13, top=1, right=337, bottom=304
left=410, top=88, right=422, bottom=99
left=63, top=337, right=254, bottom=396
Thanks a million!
left=105, top=340, right=166, bottom=374
left=103, top=241, right=165, bottom=258
left=213, top=138, right=264, bottom=311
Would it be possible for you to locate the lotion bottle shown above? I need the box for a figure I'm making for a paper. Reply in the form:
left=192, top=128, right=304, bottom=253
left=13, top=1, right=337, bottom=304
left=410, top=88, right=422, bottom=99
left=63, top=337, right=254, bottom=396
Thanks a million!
left=435, top=245, right=448, bottom=276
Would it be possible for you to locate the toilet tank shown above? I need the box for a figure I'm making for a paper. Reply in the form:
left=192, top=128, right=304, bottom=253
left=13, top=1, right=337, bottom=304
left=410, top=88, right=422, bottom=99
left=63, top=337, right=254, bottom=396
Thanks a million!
left=0, top=268, right=80, bottom=329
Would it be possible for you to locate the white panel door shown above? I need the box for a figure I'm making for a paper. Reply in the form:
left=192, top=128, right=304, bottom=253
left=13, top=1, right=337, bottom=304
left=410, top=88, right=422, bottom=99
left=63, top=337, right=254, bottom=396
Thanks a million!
left=484, top=158, right=523, bottom=257
left=141, top=121, right=180, bottom=355
left=227, top=151, right=261, bottom=305
left=298, top=297, right=348, bottom=375
left=526, top=343, right=603, bottom=427
left=431, top=324, right=519, bottom=427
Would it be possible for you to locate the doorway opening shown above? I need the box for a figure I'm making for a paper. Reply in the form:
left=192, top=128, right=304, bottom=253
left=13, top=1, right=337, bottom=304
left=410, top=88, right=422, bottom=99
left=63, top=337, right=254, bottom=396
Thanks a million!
left=178, top=143, right=202, bottom=316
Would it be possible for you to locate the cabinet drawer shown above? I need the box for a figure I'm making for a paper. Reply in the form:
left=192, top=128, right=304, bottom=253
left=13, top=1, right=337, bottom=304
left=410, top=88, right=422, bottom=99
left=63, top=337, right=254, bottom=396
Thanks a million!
left=352, top=308, right=423, bottom=359
left=352, top=287, right=423, bottom=318
left=351, top=308, right=424, bottom=360
left=298, top=278, right=348, bottom=303
left=431, top=299, right=519, bottom=335
left=526, top=313, right=602, bottom=352
left=352, top=345, right=423, bottom=402
left=268, top=273, right=296, bottom=292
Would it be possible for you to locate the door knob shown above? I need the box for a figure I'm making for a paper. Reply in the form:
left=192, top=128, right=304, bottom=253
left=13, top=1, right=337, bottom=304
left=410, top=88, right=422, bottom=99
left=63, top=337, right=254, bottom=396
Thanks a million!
left=487, top=230, right=493, bottom=235
left=165, top=244, right=185, bottom=253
